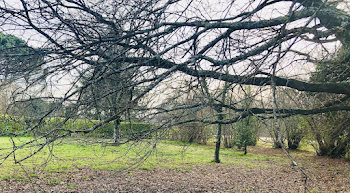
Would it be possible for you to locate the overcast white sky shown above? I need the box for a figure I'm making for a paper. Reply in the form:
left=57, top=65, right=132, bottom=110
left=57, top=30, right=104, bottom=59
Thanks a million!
left=0, top=0, right=342, bottom=100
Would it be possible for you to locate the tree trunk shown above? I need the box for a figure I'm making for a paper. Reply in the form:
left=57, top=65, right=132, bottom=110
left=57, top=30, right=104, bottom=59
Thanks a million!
left=273, top=131, right=283, bottom=148
left=214, top=80, right=229, bottom=163
left=244, top=117, right=250, bottom=154
left=113, top=118, right=121, bottom=144
left=287, top=137, right=301, bottom=150
left=214, top=108, right=223, bottom=163
left=271, top=60, right=283, bottom=149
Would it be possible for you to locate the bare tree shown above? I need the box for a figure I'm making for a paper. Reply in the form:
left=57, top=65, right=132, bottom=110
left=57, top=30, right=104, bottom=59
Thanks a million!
left=0, top=0, right=350, bottom=164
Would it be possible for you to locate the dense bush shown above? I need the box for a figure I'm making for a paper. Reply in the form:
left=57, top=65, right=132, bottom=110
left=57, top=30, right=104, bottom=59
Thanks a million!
left=233, top=116, right=258, bottom=154
left=222, top=124, right=235, bottom=148
left=164, top=123, right=212, bottom=145
left=308, top=47, right=350, bottom=159
left=0, top=114, right=26, bottom=135
left=307, top=112, right=350, bottom=159
left=283, top=116, right=307, bottom=150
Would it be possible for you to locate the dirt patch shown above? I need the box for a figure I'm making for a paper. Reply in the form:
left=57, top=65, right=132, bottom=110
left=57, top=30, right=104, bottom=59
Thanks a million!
left=1, top=147, right=349, bottom=193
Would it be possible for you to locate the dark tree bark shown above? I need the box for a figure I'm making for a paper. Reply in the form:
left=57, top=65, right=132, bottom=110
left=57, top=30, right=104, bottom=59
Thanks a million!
left=214, top=107, right=223, bottom=163
left=113, top=118, right=121, bottom=144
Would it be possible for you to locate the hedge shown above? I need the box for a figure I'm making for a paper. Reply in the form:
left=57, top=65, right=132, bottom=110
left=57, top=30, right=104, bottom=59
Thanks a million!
left=0, top=115, right=153, bottom=139
left=0, top=114, right=26, bottom=135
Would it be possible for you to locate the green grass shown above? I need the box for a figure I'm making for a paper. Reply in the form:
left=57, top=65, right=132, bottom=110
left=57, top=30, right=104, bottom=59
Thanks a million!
left=46, top=177, right=61, bottom=185
left=298, top=141, right=316, bottom=153
left=67, top=183, right=77, bottom=189
left=0, top=136, right=285, bottom=180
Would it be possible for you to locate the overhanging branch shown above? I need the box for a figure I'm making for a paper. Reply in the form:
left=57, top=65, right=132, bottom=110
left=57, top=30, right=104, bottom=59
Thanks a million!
left=119, top=57, right=350, bottom=95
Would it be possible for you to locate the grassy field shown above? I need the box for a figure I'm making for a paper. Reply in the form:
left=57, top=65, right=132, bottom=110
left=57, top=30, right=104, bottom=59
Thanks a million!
left=0, top=136, right=349, bottom=192
left=0, top=136, right=286, bottom=180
